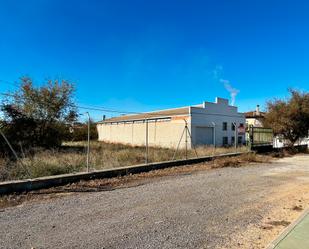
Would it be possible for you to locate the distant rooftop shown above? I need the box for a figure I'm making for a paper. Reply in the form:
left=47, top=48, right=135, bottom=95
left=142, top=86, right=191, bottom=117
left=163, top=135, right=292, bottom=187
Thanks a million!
left=98, top=107, right=189, bottom=123
left=245, top=111, right=266, bottom=118
left=98, top=97, right=234, bottom=123
left=245, top=105, right=265, bottom=118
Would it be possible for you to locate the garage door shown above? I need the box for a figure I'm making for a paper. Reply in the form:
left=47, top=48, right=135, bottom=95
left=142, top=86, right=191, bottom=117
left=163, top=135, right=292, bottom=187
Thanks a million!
left=195, top=127, right=214, bottom=145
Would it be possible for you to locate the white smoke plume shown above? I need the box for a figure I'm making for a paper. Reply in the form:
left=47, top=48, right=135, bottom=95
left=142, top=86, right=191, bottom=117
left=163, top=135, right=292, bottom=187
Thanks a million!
left=213, top=65, right=240, bottom=106
left=219, top=79, right=240, bottom=106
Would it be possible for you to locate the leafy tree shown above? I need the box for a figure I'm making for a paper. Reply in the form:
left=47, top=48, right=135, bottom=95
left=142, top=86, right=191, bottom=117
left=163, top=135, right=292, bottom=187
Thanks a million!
left=0, top=77, right=78, bottom=149
left=264, top=89, right=309, bottom=146
left=67, top=120, right=98, bottom=141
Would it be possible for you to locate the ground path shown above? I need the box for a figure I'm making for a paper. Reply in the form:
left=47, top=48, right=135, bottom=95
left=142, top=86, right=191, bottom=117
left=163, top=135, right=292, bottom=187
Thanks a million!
left=1, top=155, right=309, bottom=249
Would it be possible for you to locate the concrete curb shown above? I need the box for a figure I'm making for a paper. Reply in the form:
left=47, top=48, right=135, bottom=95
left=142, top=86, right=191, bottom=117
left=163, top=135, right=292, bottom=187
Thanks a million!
left=0, top=152, right=246, bottom=195
left=266, top=208, right=309, bottom=249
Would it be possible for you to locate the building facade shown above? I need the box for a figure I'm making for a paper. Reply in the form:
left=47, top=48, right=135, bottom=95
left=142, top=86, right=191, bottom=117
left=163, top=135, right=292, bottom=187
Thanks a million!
left=245, top=105, right=265, bottom=127
left=97, top=97, right=246, bottom=148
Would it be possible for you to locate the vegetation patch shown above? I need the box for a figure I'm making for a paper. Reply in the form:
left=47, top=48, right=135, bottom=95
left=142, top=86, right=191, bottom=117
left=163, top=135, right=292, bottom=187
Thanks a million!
left=292, top=205, right=303, bottom=211
left=267, top=220, right=291, bottom=227
left=0, top=153, right=272, bottom=208
left=0, top=141, right=249, bottom=181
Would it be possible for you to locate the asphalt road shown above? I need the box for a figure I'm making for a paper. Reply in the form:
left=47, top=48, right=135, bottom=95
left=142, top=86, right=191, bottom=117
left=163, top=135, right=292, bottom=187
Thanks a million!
left=1, top=155, right=309, bottom=249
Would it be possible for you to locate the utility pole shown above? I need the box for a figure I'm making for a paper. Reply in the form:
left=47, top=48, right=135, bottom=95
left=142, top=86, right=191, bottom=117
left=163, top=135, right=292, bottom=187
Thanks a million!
left=186, top=120, right=198, bottom=158
left=0, top=127, right=29, bottom=176
left=145, top=118, right=149, bottom=164
left=233, top=122, right=237, bottom=151
left=86, top=112, right=90, bottom=172
left=0, top=128, right=19, bottom=162
left=211, top=122, right=216, bottom=155
left=172, top=119, right=198, bottom=160
left=185, top=122, right=188, bottom=160
left=211, top=122, right=216, bottom=147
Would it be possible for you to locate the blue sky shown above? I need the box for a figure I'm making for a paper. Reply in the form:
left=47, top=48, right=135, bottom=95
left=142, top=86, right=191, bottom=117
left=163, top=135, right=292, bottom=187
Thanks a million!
left=0, top=0, right=308, bottom=120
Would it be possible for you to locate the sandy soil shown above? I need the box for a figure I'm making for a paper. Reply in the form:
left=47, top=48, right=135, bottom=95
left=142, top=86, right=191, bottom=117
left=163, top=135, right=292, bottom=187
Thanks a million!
left=223, top=155, right=309, bottom=249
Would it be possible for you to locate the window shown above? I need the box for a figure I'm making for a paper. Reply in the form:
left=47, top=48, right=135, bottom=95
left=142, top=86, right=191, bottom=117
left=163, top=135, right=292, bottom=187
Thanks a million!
left=231, top=123, right=236, bottom=131
left=238, top=136, right=243, bottom=145
left=231, top=136, right=235, bottom=145
left=223, top=136, right=228, bottom=145
left=222, top=122, right=227, bottom=131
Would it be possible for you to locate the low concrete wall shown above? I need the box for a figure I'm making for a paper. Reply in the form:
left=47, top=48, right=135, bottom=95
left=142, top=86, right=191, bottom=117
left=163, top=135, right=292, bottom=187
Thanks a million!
left=0, top=152, right=246, bottom=195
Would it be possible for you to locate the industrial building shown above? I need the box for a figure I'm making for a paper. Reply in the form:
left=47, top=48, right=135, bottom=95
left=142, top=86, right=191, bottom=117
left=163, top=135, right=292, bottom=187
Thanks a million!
left=97, top=97, right=246, bottom=148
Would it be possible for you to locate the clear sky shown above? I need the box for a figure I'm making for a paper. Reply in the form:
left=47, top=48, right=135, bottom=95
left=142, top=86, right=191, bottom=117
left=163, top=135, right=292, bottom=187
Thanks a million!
left=0, top=0, right=308, bottom=120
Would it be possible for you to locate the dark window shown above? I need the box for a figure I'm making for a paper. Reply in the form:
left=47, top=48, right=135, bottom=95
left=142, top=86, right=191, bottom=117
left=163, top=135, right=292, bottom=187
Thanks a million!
left=232, top=123, right=236, bottom=131
left=238, top=136, right=243, bottom=144
left=223, top=122, right=227, bottom=131
left=231, top=136, right=235, bottom=145
left=223, top=136, right=228, bottom=145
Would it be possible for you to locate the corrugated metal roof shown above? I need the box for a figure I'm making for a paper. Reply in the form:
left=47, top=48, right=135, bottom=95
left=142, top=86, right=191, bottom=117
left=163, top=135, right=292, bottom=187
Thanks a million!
left=98, top=107, right=189, bottom=123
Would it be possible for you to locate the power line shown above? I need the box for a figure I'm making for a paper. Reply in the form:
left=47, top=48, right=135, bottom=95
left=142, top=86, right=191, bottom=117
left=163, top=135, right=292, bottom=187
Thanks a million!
left=0, top=94, right=244, bottom=120
left=0, top=93, right=15, bottom=97
left=0, top=86, right=244, bottom=119
left=77, top=105, right=140, bottom=115
left=0, top=78, right=244, bottom=117
left=77, top=104, right=245, bottom=120
left=0, top=79, right=19, bottom=88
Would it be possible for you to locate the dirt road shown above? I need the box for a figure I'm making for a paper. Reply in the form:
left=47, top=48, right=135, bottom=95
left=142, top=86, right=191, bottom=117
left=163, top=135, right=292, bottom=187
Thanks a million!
left=1, top=155, right=309, bottom=249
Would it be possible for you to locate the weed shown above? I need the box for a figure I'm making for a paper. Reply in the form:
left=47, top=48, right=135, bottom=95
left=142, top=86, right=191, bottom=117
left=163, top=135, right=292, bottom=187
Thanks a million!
left=0, top=141, right=250, bottom=180
left=267, top=220, right=291, bottom=227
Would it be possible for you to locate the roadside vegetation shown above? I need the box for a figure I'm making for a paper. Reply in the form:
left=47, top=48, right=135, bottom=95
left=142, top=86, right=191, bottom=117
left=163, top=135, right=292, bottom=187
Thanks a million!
left=0, top=151, right=269, bottom=209
left=0, top=141, right=248, bottom=181
left=264, top=89, right=309, bottom=147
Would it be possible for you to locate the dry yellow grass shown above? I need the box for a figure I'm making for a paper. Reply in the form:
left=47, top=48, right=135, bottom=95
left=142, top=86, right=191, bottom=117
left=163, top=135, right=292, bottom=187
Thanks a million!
left=0, top=141, right=249, bottom=181
left=0, top=153, right=268, bottom=208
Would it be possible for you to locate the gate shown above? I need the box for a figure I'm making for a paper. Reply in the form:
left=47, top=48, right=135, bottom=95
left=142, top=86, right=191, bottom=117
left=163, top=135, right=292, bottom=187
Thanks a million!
left=246, top=126, right=273, bottom=148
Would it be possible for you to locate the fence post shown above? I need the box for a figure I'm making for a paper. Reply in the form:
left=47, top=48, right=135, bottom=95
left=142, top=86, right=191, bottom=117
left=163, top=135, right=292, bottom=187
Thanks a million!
left=86, top=112, right=90, bottom=172
left=145, top=118, right=149, bottom=164
left=211, top=122, right=216, bottom=147
left=0, top=128, right=30, bottom=176
left=234, top=122, right=237, bottom=151
left=185, top=122, right=188, bottom=159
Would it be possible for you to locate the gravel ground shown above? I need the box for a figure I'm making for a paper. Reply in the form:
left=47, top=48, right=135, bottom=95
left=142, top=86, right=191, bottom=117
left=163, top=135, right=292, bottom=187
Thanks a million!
left=0, top=154, right=309, bottom=249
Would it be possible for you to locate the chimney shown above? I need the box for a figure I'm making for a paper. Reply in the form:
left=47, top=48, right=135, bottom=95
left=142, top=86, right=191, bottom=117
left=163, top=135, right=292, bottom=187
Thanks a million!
left=256, top=105, right=260, bottom=116
left=102, top=115, right=106, bottom=121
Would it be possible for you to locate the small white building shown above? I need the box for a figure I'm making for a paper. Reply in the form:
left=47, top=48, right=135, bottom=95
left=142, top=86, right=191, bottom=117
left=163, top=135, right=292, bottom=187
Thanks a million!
left=97, top=97, right=246, bottom=148
left=245, top=105, right=265, bottom=127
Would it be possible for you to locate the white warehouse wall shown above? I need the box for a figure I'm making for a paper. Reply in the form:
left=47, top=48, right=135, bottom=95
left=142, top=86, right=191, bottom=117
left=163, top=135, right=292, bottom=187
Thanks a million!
left=97, top=97, right=245, bottom=149
left=190, top=98, right=246, bottom=147
left=97, top=116, right=191, bottom=148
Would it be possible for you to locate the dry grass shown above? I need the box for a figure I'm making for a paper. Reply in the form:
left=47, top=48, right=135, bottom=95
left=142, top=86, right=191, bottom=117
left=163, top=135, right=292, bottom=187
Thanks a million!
left=0, top=141, right=249, bottom=181
left=66, top=141, right=249, bottom=169
left=267, top=220, right=291, bottom=227
left=212, top=153, right=271, bottom=168
left=291, top=205, right=303, bottom=211
left=0, top=153, right=269, bottom=208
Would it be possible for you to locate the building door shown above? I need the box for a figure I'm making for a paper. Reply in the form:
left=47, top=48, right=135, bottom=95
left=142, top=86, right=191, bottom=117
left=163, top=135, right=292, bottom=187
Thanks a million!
left=195, top=127, right=214, bottom=145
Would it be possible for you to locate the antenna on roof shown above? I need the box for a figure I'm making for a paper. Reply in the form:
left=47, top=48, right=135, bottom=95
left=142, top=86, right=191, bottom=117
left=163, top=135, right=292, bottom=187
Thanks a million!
left=256, top=105, right=260, bottom=115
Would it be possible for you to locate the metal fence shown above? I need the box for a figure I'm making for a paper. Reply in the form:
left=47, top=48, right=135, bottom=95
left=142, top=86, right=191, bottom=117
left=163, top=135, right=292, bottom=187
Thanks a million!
left=246, top=126, right=273, bottom=147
